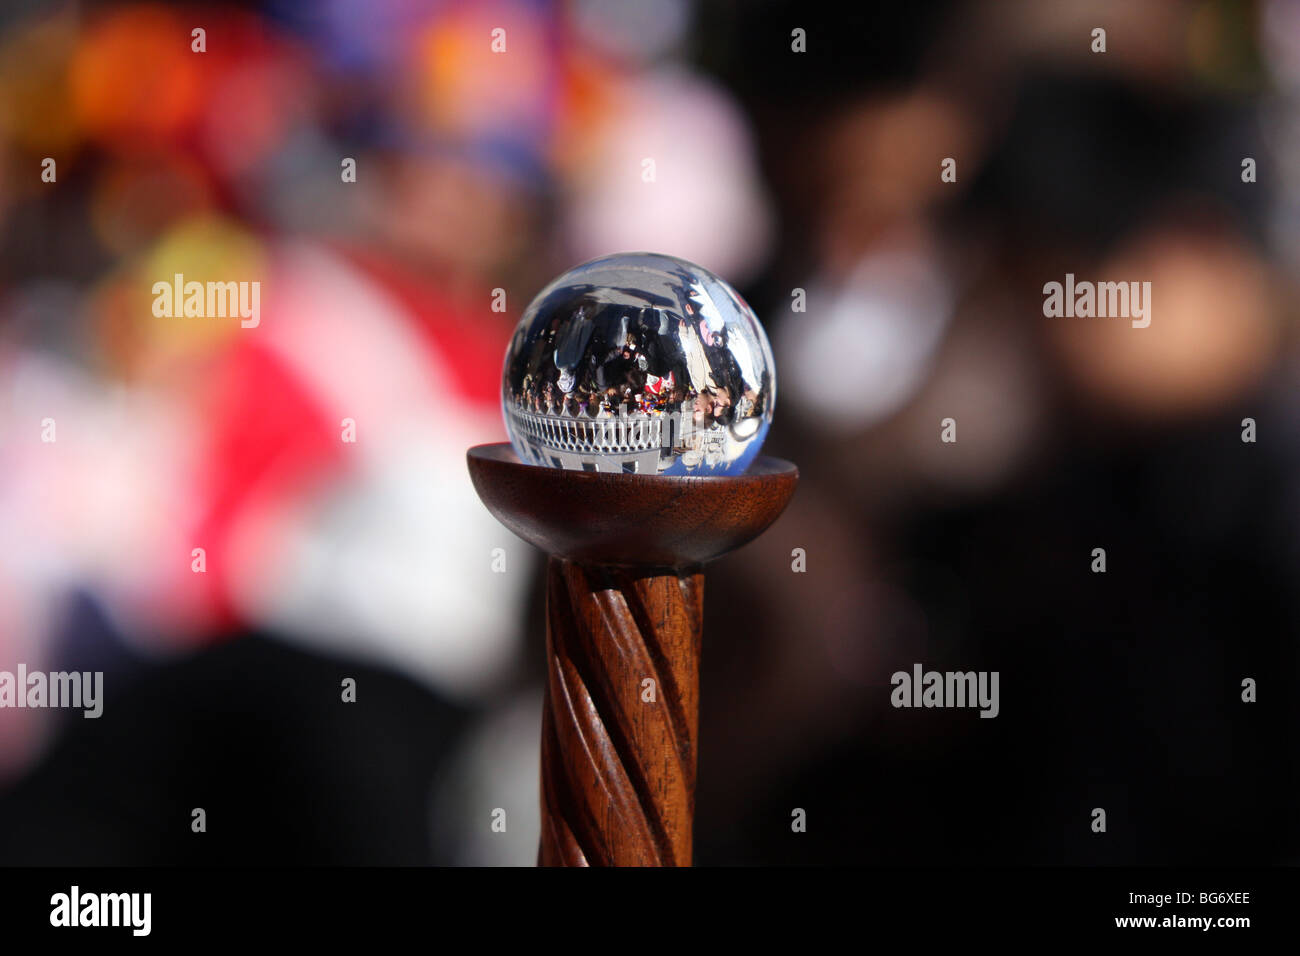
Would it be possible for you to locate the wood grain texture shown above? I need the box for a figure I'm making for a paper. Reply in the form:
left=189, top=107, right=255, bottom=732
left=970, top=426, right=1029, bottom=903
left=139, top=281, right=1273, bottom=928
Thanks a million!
left=466, top=443, right=797, bottom=866
left=539, top=560, right=701, bottom=866
left=466, top=443, right=798, bottom=569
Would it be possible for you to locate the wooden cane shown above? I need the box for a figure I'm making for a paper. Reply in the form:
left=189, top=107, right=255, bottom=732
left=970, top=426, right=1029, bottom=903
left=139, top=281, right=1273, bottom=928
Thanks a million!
left=467, top=443, right=797, bottom=866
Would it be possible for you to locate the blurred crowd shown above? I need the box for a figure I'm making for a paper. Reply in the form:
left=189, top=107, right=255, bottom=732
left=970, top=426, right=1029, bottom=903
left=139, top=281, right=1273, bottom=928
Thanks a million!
left=0, top=0, right=1298, bottom=865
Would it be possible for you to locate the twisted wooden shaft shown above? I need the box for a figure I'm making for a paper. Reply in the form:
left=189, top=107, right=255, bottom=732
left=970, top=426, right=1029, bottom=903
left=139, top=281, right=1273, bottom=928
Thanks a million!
left=539, top=557, right=702, bottom=867
left=466, top=445, right=797, bottom=866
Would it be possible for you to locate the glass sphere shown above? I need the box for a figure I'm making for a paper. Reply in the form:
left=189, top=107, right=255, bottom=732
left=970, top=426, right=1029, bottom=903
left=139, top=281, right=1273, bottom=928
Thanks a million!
left=502, top=252, right=775, bottom=476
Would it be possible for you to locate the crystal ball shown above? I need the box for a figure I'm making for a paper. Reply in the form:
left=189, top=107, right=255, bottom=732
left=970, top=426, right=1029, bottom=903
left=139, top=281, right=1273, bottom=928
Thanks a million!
left=502, top=252, right=775, bottom=476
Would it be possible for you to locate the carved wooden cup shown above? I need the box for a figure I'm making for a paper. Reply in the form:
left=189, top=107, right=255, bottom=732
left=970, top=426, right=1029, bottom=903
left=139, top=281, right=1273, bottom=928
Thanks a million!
left=467, top=443, right=798, bottom=866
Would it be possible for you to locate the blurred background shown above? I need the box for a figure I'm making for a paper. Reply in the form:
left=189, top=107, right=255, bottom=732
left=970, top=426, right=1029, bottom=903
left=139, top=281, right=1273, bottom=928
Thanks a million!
left=0, top=0, right=1297, bottom=865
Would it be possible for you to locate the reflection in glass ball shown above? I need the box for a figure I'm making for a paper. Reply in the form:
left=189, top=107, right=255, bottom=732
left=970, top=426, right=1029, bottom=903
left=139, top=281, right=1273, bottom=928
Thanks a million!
left=502, top=252, right=775, bottom=475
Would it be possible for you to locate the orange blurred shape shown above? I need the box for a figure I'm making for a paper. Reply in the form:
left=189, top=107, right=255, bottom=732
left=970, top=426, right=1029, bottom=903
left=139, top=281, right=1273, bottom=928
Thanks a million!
left=416, top=3, right=551, bottom=137
left=0, top=12, right=81, bottom=154
left=551, top=50, right=620, bottom=171
left=1050, top=218, right=1281, bottom=419
left=71, top=5, right=204, bottom=150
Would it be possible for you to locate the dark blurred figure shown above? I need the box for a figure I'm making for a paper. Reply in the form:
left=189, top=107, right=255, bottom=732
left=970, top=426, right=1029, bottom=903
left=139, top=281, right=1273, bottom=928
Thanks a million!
left=692, top=0, right=1300, bottom=864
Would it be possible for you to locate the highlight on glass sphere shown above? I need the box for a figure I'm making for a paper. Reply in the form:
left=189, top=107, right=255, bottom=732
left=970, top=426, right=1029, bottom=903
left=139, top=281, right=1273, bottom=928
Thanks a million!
left=501, top=252, right=776, bottom=476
